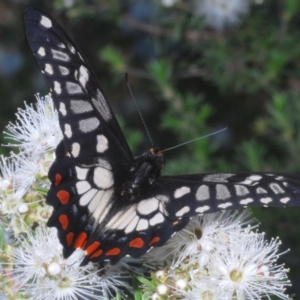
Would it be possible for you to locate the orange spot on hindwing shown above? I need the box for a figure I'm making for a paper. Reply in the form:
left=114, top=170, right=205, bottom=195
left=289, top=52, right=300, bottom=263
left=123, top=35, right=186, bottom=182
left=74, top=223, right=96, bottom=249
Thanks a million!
left=66, top=232, right=74, bottom=246
left=129, top=237, right=144, bottom=248
left=91, top=249, right=103, bottom=259
left=106, top=248, right=121, bottom=256
left=149, top=236, right=160, bottom=246
left=58, top=214, right=68, bottom=230
left=54, top=173, right=62, bottom=186
left=86, top=241, right=101, bottom=256
left=74, top=232, right=87, bottom=249
left=56, top=190, right=70, bottom=204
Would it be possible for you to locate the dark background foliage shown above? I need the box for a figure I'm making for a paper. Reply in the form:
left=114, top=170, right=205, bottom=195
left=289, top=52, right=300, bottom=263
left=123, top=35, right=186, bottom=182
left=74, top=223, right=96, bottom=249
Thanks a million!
left=0, top=0, right=299, bottom=298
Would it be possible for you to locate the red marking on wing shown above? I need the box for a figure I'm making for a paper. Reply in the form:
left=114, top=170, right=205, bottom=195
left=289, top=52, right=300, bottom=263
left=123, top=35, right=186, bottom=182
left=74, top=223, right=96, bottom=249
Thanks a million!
left=149, top=236, right=160, bottom=246
left=56, top=190, right=70, bottom=204
left=74, top=232, right=87, bottom=249
left=66, top=232, right=74, bottom=246
left=54, top=173, right=62, bottom=186
left=58, top=214, right=68, bottom=230
left=91, top=249, right=103, bottom=259
left=129, top=237, right=144, bottom=248
left=86, top=241, right=101, bottom=256
left=106, top=247, right=121, bottom=256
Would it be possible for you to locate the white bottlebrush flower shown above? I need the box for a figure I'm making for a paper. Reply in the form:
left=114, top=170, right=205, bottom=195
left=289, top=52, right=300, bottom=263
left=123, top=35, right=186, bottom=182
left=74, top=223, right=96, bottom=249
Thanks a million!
left=6, top=225, right=129, bottom=299
left=196, top=0, right=251, bottom=30
left=143, top=210, right=254, bottom=267
left=161, top=0, right=177, bottom=7
left=208, top=232, right=290, bottom=300
left=0, top=156, right=16, bottom=192
left=4, top=94, right=62, bottom=158
left=142, top=211, right=290, bottom=300
left=186, top=280, right=228, bottom=300
left=173, top=210, right=255, bottom=267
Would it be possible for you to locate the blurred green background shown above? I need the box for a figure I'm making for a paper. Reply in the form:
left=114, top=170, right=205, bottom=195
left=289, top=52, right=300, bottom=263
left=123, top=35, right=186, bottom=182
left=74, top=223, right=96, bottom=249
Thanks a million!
left=0, top=0, right=300, bottom=298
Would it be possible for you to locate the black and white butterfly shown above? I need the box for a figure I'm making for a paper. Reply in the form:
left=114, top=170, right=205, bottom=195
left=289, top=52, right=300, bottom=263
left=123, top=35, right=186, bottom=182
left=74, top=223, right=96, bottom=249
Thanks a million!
left=24, top=7, right=300, bottom=265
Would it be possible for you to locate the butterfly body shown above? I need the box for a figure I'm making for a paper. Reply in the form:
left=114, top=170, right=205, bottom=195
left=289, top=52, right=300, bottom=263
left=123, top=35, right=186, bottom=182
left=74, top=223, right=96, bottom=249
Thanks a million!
left=24, top=8, right=300, bottom=265
left=121, top=147, right=164, bottom=200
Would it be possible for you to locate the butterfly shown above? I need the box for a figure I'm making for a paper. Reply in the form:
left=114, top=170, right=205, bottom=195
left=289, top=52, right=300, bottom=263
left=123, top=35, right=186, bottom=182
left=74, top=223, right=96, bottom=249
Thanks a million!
left=24, top=7, right=300, bottom=265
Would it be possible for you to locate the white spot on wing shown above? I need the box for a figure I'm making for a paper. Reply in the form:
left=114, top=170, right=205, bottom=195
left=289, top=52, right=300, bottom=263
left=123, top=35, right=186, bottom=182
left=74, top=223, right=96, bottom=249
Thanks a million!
left=260, top=197, right=272, bottom=204
left=37, top=47, right=46, bottom=57
left=70, top=100, right=93, bottom=114
left=52, top=49, right=70, bottom=61
left=240, top=198, right=253, bottom=205
left=137, top=219, right=148, bottom=231
left=156, top=194, right=169, bottom=203
left=44, top=63, right=53, bottom=75
left=75, top=166, right=89, bottom=180
left=59, top=102, right=67, bottom=116
left=106, top=209, right=137, bottom=230
left=195, top=205, right=210, bottom=213
left=239, top=175, right=262, bottom=185
left=269, top=183, right=284, bottom=194
left=91, top=89, right=112, bottom=121
left=125, top=215, right=140, bottom=234
left=203, top=174, right=233, bottom=182
left=248, top=175, right=262, bottom=181
left=71, top=142, right=80, bottom=157
left=53, top=81, right=61, bottom=94
left=106, top=205, right=137, bottom=230
left=57, top=43, right=66, bottom=49
left=137, top=198, right=159, bottom=215
left=174, top=186, right=191, bottom=198
left=256, top=187, right=267, bottom=194
left=64, top=124, right=72, bottom=138
left=78, top=65, right=89, bottom=88
left=234, top=185, right=249, bottom=196
left=94, top=203, right=112, bottom=225
left=66, top=82, right=83, bottom=94
left=175, top=206, right=190, bottom=217
left=88, top=190, right=104, bottom=212
left=90, top=190, right=113, bottom=224
left=196, top=185, right=209, bottom=201
left=76, top=180, right=91, bottom=195
left=96, top=135, right=108, bottom=153
left=58, top=65, right=69, bottom=75
left=97, top=159, right=112, bottom=170
left=79, top=188, right=97, bottom=206
left=40, top=15, right=52, bottom=28
left=158, top=202, right=169, bottom=216
left=218, top=202, right=232, bottom=209
left=69, top=44, right=76, bottom=54
left=149, top=212, right=164, bottom=226
left=79, top=117, right=100, bottom=133
left=93, top=167, right=113, bottom=189
left=280, top=197, right=290, bottom=204
left=216, top=184, right=230, bottom=200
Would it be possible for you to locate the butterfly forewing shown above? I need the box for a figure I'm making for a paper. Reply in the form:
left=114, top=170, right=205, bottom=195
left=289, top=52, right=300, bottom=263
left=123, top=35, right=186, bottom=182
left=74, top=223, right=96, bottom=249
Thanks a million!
left=155, top=173, right=300, bottom=217
left=24, top=8, right=133, bottom=166
left=24, top=8, right=300, bottom=266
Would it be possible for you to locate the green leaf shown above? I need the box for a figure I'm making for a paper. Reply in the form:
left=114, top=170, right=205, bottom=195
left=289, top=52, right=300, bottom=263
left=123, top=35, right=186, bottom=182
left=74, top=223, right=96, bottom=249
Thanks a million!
left=136, top=276, right=156, bottom=289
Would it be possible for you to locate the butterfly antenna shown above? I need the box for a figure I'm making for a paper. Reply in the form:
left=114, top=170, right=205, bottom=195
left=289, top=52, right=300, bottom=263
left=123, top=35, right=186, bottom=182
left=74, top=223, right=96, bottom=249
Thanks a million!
left=162, top=127, right=229, bottom=152
left=125, top=73, right=154, bottom=146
